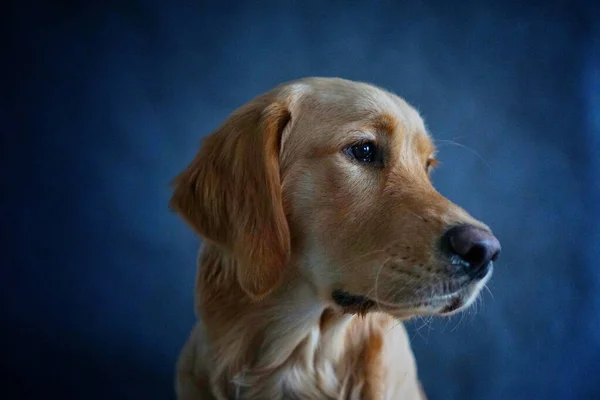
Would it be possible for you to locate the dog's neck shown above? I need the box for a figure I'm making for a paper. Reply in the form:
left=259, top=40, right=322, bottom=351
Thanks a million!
left=194, top=245, right=420, bottom=399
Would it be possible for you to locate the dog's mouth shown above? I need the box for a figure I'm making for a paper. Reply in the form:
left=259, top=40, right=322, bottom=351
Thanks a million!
left=331, top=289, right=419, bottom=318
left=331, top=288, right=470, bottom=318
left=331, top=290, right=377, bottom=315
left=331, top=262, right=493, bottom=317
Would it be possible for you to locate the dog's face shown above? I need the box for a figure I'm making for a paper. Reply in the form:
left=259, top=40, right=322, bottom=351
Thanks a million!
left=171, top=78, right=500, bottom=318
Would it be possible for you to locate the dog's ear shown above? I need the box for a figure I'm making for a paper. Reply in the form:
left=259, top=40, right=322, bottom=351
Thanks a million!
left=170, top=96, right=292, bottom=299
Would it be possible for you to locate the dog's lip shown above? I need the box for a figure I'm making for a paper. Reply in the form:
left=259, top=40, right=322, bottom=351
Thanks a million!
left=331, top=291, right=469, bottom=319
left=331, top=287, right=465, bottom=311
left=331, top=265, right=492, bottom=316
left=331, top=290, right=375, bottom=308
left=437, top=293, right=465, bottom=315
left=331, top=290, right=419, bottom=318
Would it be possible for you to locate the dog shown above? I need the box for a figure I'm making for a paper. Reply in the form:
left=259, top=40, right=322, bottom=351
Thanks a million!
left=170, top=77, right=501, bottom=399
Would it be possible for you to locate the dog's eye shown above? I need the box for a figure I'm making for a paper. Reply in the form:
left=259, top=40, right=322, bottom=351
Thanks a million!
left=351, top=143, right=375, bottom=162
left=346, top=141, right=379, bottom=164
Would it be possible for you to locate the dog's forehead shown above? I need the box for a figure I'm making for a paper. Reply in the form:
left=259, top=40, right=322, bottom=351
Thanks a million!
left=286, top=79, right=433, bottom=152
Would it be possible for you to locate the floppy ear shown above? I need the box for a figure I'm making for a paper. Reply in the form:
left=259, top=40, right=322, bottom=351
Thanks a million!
left=170, top=97, right=292, bottom=298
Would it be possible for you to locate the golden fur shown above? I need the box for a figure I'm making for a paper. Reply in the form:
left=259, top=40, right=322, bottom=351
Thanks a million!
left=170, top=78, right=495, bottom=399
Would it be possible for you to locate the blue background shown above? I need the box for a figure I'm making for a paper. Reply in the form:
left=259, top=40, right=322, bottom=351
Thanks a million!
left=3, top=1, right=600, bottom=399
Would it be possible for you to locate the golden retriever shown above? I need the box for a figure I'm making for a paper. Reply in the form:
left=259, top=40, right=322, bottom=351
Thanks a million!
left=170, top=77, right=501, bottom=399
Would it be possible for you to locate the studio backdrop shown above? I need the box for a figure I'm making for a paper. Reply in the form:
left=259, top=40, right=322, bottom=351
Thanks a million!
left=3, top=1, right=600, bottom=399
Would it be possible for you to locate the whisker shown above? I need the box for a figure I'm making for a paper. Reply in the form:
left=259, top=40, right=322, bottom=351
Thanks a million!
left=387, top=317, right=406, bottom=336
left=435, top=139, right=491, bottom=172
left=330, top=249, right=387, bottom=273
left=442, top=314, right=454, bottom=333
left=469, top=294, right=481, bottom=323
left=406, top=211, right=428, bottom=221
left=424, top=316, right=434, bottom=343
left=369, top=270, right=418, bottom=304
left=328, top=238, right=408, bottom=274
left=480, top=290, right=486, bottom=310
left=414, top=316, right=431, bottom=334
left=413, top=316, right=429, bottom=342
left=484, top=284, right=495, bottom=300
left=365, top=255, right=394, bottom=314
left=451, top=310, right=465, bottom=332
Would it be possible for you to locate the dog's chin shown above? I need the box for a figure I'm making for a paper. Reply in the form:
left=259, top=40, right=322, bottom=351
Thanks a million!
left=432, top=285, right=481, bottom=316
left=418, top=265, right=494, bottom=317
left=331, top=264, right=493, bottom=319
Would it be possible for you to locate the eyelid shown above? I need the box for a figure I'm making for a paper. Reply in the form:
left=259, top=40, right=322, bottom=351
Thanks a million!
left=343, top=131, right=378, bottom=147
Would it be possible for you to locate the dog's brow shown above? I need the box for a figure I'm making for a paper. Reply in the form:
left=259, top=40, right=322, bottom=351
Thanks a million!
left=370, top=113, right=399, bottom=136
left=417, top=133, right=437, bottom=157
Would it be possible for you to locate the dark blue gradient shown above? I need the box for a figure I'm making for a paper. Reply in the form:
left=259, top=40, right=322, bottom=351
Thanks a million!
left=3, top=1, right=600, bottom=399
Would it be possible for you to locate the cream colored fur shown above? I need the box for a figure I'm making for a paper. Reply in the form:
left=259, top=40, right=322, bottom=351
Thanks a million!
left=170, top=78, right=495, bottom=399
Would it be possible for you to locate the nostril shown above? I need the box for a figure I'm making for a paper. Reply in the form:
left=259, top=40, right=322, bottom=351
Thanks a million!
left=464, top=243, right=488, bottom=266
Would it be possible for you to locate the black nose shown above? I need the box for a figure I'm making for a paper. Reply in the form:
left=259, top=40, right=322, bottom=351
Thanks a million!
left=442, top=224, right=501, bottom=276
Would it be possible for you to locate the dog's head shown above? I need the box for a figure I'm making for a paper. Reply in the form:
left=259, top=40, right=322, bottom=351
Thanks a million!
left=171, top=77, right=500, bottom=318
